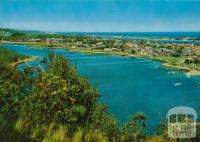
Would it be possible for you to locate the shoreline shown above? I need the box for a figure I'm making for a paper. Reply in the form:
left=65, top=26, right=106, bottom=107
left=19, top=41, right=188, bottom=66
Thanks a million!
left=2, top=41, right=200, bottom=76
left=68, top=47, right=200, bottom=76
left=8, top=56, right=37, bottom=68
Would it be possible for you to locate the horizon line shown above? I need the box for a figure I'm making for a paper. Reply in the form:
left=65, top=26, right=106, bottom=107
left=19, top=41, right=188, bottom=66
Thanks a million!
left=1, top=27, right=200, bottom=33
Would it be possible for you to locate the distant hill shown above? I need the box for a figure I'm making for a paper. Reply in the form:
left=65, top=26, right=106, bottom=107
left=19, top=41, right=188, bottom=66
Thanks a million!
left=0, top=28, right=46, bottom=36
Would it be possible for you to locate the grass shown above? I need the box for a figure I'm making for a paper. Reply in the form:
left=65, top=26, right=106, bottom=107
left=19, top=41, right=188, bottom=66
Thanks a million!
left=14, top=120, right=108, bottom=142
left=154, top=56, right=185, bottom=65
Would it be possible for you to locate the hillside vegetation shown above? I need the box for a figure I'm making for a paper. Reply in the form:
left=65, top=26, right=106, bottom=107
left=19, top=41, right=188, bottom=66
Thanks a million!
left=0, top=47, right=27, bottom=65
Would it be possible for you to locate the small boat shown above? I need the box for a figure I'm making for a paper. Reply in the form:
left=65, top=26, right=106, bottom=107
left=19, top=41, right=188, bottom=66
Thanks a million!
left=174, top=82, right=182, bottom=86
left=40, top=57, right=48, bottom=63
left=186, top=73, right=191, bottom=78
left=169, top=71, right=176, bottom=75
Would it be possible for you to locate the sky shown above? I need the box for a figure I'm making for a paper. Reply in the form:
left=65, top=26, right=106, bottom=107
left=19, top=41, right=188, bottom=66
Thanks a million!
left=0, top=0, right=200, bottom=32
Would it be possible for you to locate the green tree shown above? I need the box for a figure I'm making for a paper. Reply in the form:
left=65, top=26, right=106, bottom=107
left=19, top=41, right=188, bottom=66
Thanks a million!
left=122, top=112, right=147, bottom=142
left=19, top=55, right=99, bottom=133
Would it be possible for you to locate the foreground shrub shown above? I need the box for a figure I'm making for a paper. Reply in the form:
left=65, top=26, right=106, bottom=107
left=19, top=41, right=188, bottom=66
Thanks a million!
left=72, top=129, right=108, bottom=142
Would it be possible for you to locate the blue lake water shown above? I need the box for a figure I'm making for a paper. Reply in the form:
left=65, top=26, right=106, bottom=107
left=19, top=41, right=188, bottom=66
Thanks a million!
left=1, top=44, right=200, bottom=133
left=104, top=37, right=200, bottom=45
left=57, top=32, right=200, bottom=38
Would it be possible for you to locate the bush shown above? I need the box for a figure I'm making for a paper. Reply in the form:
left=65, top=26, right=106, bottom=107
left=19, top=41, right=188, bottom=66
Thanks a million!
left=170, top=53, right=180, bottom=57
left=20, top=55, right=99, bottom=133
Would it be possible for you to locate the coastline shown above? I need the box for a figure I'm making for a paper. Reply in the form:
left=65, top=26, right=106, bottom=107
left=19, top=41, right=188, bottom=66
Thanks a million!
left=8, top=56, right=37, bottom=68
left=2, top=41, right=200, bottom=76
left=68, top=47, right=200, bottom=76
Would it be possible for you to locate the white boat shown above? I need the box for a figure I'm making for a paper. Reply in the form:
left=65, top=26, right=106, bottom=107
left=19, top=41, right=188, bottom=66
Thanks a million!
left=186, top=73, right=191, bottom=78
left=169, top=71, right=176, bottom=75
left=174, top=82, right=182, bottom=86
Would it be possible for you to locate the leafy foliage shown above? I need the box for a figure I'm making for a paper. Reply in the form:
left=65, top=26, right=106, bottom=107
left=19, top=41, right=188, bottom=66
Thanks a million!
left=122, top=112, right=147, bottom=142
left=0, top=47, right=27, bottom=65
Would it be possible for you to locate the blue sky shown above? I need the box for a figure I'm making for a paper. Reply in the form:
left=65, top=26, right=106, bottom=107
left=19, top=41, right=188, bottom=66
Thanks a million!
left=0, top=0, right=200, bottom=32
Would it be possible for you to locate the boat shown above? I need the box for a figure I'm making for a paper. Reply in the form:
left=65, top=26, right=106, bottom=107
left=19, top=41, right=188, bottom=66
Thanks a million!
left=168, top=71, right=176, bottom=75
left=186, top=73, right=191, bottom=78
left=174, top=82, right=182, bottom=86
left=40, top=57, right=48, bottom=63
